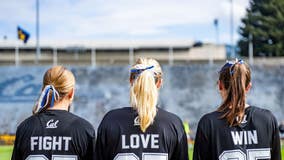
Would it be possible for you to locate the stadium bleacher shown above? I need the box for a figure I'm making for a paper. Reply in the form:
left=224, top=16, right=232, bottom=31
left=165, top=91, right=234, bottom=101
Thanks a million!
left=0, top=65, right=283, bottom=136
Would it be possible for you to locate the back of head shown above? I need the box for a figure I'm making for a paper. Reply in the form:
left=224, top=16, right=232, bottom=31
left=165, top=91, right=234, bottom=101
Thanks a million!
left=33, top=66, right=75, bottom=114
left=129, top=58, right=163, bottom=132
left=217, top=59, right=251, bottom=126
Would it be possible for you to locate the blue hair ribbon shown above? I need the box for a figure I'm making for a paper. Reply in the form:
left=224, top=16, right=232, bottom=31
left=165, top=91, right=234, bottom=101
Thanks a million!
left=36, top=85, right=59, bottom=113
left=51, top=90, right=55, bottom=108
left=40, top=85, right=51, bottom=108
left=219, top=59, right=244, bottom=75
left=130, top=65, right=154, bottom=80
left=130, top=65, right=154, bottom=74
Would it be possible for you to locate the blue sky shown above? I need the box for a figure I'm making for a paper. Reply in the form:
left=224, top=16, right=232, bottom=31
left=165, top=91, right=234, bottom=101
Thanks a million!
left=0, top=0, right=249, bottom=44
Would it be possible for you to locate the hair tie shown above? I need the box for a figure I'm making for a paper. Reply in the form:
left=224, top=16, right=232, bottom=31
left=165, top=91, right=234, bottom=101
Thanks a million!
left=219, top=59, right=244, bottom=75
left=130, top=65, right=154, bottom=79
left=35, top=85, right=60, bottom=113
left=131, top=65, right=154, bottom=73
left=229, top=59, right=244, bottom=75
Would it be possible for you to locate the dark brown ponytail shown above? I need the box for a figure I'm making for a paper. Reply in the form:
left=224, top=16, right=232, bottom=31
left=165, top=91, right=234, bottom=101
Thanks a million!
left=217, top=60, right=251, bottom=126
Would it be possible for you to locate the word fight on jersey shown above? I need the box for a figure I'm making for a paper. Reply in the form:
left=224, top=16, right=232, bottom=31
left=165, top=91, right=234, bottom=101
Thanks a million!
left=31, top=136, right=72, bottom=151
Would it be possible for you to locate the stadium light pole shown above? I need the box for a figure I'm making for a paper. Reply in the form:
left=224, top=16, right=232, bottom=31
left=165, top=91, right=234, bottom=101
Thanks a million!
left=168, top=46, right=173, bottom=66
left=91, top=48, right=96, bottom=67
left=230, top=0, right=235, bottom=58
left=53, top=47, right=57, bottom=66
left=249, top=33, right=254, bottom=65
left=129, top=47, right=134, bottom=66
left=15, top=44, right=19, bottom=66
left=214, top=19, right=219, bottom=45
left=36, top=0, right=41, bottom=64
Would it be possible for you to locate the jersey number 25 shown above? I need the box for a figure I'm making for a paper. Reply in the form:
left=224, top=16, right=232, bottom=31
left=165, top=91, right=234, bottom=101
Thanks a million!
left=114, top=153, right=168, bottom=160
left=219, top=148, right=270, bottom=160
left=26, top=155, right=77, bottom=160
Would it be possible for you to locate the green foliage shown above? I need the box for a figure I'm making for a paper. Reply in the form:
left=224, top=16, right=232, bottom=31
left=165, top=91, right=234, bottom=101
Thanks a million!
left=238, top=0, right=284, bottom=56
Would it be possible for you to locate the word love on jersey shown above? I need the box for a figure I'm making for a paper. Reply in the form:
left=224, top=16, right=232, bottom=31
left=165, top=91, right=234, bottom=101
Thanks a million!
left=122, top=134, right=159, bottom=149
left=31, top=136, right=72, bottom=151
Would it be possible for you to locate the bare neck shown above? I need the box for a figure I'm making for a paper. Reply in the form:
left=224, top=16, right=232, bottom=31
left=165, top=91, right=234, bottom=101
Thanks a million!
left=47, top=99, right=70, bottom=111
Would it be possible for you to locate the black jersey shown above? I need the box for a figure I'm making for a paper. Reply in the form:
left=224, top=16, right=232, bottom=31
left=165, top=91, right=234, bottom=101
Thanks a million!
left=12, top=110, right=96, bottom=160
left=95, top=107, right=188, bottom=160
left=193, top=106, right=281, bottom=160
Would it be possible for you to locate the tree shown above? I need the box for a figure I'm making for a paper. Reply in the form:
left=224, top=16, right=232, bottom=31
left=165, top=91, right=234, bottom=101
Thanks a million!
left=238, top=0, right=284, bottom=57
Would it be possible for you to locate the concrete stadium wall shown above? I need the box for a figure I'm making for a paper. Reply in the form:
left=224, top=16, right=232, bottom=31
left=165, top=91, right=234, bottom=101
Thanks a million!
left=0, top=65, right=283, bottom=134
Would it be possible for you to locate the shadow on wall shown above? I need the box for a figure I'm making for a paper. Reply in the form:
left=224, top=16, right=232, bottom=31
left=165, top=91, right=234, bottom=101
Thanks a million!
left=0, top=65, right=283, bottom=134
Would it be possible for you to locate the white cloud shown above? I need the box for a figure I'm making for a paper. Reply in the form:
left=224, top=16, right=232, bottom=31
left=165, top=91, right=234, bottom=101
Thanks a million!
left=0, top=0, right=35, bottom=23
left=0, top=0, right=250, bottom=43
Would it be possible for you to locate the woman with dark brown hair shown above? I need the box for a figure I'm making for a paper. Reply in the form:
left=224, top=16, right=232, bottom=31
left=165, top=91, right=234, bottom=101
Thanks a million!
left=193, top=59, right=281, bottom=160
left=12, top=66, right=95, bottom=160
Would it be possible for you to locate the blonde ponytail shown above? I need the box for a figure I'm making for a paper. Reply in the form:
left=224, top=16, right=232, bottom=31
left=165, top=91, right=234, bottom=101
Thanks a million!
left=130, top=58, right=162, bottom=132
left=33, top=66, right=75, bottom=114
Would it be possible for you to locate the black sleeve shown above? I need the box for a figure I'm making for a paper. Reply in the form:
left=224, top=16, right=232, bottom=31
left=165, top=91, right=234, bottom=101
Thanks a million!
left=72, top=119, right=96, bottom=160
left=271, top=114, right=281, bottom=160
left=11, top=128, right=22, bottom=160
left=95, top=122, right=106, bottom=160
left=193, top=116, right=211, bottom=160
left=171, top=118, right=189, bottom=160
left=84, top=129, right=96, bottom=160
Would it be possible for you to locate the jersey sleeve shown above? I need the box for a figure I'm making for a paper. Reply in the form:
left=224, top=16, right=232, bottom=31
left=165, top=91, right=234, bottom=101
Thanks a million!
left=193, top=116, right=211, bottom=160
left=171, top=118, right=189, bottom=160
left=270, top=114, right=281, bottom=160
left=11, top=127, right=22, bottom=160
left=84, top=129, right=96, bottom=160
left=71, top=118, right=96, bottom=160
left=95, top=120, right=107, bottom=160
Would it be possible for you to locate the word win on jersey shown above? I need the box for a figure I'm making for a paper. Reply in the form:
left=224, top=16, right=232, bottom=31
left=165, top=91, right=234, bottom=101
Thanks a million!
left=122, top=134, right=159, bottom=149
left=31, top=136, right=72, bottom=151
left=231, top=130, right=258, bottom=145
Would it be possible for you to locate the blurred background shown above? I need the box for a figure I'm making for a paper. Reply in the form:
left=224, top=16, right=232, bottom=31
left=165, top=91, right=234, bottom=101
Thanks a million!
left=0, top=0, right=284, bottom=159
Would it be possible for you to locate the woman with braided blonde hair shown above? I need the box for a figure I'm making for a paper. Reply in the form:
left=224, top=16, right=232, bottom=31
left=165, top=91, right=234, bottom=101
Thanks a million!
left=95, top=57, right=188, bottom=160
left=12, top=66, right=96, bottom=160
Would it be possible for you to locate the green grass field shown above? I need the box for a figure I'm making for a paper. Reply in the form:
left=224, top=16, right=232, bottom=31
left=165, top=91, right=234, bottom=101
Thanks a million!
left=0, top=145, right=13, bottom=160
left=0, top=145, right=283, bottom=160
left=282, top=147, right=284, bottom=159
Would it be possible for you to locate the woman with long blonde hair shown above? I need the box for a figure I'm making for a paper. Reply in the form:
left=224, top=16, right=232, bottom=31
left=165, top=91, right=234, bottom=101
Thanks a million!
left=95, top=58, right=188, bottom=160
left=12, top=66, right=96, bottom=160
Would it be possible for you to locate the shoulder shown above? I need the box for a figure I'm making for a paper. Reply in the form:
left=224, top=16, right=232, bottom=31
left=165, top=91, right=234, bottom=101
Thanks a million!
left=196, top=111, right=221, bottom=132
left=155, top=108, right=186, bottom=140
left=57, top=112, right=96, bottom=139
left=156, top=107, right=183, bottom=124
left=199, top=111, right=220, bottom=124
left=98, top=107, right=131, bottom=128
left=249, top=106, right=273, bottom=115
left=16, top=114, right=38, bottom=132
left=67, top=112, right=95, bottom=131
left=102, top=107, right=131, bottom=120
left=249, top=106, right=277, bottom=122
left=153, top=107, right=186, bottom=134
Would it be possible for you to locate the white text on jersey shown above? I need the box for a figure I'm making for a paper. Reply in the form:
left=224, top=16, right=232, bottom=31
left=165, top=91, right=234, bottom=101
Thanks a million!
left=31, top=136, right=72, bottom=151
left=231, top=130, right=258, bottom=145
left=122, top=134, right=159, bottom=149
left=46, top=119, right=59, bottom=129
